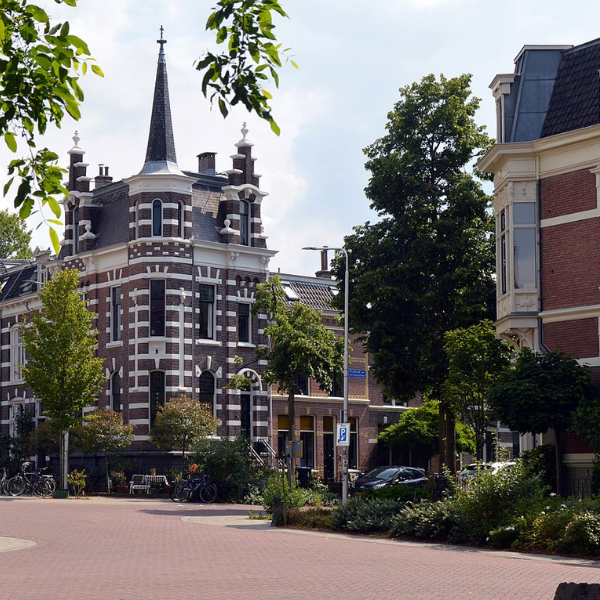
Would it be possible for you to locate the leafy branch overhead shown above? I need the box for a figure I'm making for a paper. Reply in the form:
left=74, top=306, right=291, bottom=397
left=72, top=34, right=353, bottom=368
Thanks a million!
left=197, top=0, right=296, bottom=135
left=1, top=0, right=104, bottom=252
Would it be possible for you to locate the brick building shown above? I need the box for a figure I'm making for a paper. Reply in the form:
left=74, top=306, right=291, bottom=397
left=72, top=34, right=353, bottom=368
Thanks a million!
left=479, top=38, right=600, bottom=490
left=0, top=38, right=404, bottom=478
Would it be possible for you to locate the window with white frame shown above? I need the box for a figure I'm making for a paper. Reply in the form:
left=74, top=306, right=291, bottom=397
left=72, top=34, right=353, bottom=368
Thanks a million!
left=10, top=327, right=25, bottom=382
left=238, top=302, right=251, bottom=343
left=150, top=280, right=165, bottom=336
left=152, top=199, right=162, bottom=237
left=111, top=285, right=121, bottom=342
left=198, top=371, right=215, bottom=412
left=513, top=202, right=536, bottom=289
left=198, top=284, right=215, bottom=339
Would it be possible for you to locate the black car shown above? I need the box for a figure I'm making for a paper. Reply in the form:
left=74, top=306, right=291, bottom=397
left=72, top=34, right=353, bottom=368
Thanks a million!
left=352, top=466, right=428, bottom=494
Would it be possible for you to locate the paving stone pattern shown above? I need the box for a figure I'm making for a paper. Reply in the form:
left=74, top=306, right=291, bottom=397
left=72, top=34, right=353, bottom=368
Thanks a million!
left=0, top=496, right=599, bottom=600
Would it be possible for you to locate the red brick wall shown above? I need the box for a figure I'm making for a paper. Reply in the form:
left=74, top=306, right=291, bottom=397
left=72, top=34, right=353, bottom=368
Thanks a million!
left=540, top=218, right=600, bottom=311
left=540, top=168, right=596, bottom=220
left=543, top=318, right=598, bottom=358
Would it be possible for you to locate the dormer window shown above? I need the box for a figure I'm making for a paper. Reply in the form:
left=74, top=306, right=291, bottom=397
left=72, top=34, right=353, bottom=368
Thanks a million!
left=240, top=200, right=249, bottom=246
left=152, top=199, right=162, bottom=237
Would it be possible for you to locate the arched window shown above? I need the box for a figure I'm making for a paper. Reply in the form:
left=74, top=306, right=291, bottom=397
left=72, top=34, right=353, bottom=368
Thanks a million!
left=152, top=199, right=162, bottom=237
left=240, top=200, right=249, bottom=246
left=111, top=372, right=121, bottom=412
left=198, top=371, right=215, bottom=414
left=73, top=206, right=80, bottom=253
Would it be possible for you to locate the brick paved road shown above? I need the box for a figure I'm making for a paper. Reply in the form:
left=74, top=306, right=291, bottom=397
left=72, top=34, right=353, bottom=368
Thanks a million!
left=1, top=496, right=599, bottom=600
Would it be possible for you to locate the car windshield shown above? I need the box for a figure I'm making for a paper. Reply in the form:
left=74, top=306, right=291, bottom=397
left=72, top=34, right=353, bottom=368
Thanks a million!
left=365, top=467, right=400, bottom=481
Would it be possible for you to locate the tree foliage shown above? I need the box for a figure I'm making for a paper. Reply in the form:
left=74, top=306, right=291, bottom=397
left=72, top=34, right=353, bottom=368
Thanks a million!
left=378, top=399, right=475, bottom=464
left=20, top=267, right=104, bottom=486
left=334, top=74, right=495, bottom=402
left=73, top=409, right=134, bottom=485
left=1, top=0, right=103, bottom=251
left=487, top=349, right=595, bottom=436
left=196, top=0, right=295, bottom=135
left=149, top=395, right=216, bottom=462
left=443, top=320, right=511, bottom=458
left=0, top=208, right=32, bottom=259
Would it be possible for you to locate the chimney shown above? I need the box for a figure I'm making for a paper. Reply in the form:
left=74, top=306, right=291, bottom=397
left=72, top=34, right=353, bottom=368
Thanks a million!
left=94, top=164, right=113, bottom=188
left=198, top=152, right=216, bottom=175
left=315, top=248, right=331, bottom=278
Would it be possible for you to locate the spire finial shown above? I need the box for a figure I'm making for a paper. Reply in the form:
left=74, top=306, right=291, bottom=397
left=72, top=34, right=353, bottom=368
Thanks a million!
left=157, top=25, right=166, bottom=54
left=241, top=122, right=249, bottom=141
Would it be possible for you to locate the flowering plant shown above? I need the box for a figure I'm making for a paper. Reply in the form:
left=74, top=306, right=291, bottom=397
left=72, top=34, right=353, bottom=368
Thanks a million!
left=112, top=471, right=127, bottom=486
left=188, top=463, right=198, bottom=473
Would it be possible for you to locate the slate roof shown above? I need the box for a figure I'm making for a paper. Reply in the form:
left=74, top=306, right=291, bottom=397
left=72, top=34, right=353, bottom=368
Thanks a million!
left=542, top=38, right=600, bottom=137
left=278, top=274, right=340, bottom=312
left=0, top=263, right=37, bottom=302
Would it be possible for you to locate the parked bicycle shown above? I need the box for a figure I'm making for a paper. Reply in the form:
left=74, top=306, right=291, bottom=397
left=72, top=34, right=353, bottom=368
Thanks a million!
left=170, top=473, right=217, bottom=504
left=7, top=462, right=56, bottom=498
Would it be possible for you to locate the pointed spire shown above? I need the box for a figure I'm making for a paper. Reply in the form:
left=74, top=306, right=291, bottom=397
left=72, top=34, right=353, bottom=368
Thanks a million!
left=140, top=26, right=180, bottom=175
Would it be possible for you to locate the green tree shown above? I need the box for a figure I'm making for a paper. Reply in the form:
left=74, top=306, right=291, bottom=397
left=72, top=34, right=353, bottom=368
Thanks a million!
left=1, top=0, right=103, bottom=251
left=333, top=73, right=495, bottom=469
left=196, top=0, right=294, bottom=136
left=73, top=409, right=134, bottom=489
left=0, top=209, right=32, bottom=259
left=9, top=407, right=34, bottom=462
left=253, top=275, right=344, bottom=488
left=149, top=395, right=216, bottom=464
left=443, top=320, right=511, bottom=459
left=2, top=0, right=290, bottom=250
left=488, top=348, right=598, bottom=495
left=378, top=400, right=475, bottom=467
left=20, top=268, right=104, bottom=490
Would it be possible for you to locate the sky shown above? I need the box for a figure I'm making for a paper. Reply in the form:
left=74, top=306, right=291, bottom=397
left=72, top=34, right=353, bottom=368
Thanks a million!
left=4, top=0, right=600, bottom=276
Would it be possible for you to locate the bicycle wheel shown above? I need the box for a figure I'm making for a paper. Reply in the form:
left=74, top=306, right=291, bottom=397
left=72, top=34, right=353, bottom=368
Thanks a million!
left=44, top=476, right=56, bottom=493
left=170, top=480, right=190, bottom=503
left=199, top=483, right=217, bottom=503
left=7, top=476, right=26, bottom=497
left=33, top=479, right=53, bottom=498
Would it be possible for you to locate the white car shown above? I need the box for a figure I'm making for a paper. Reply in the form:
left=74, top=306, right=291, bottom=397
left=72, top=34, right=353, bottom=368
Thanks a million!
left=458, top=461, right=515, bottom=484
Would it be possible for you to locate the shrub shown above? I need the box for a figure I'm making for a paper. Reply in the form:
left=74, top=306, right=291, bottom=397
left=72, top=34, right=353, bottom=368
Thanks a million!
left=363, top=484, right=431, bottom=503
left=333, top=497, right=402, bottom=533
left=67, top=468, right=87, bottom=498
left=287, top=507, right=335, bottom=530
left=561, top=511, right=600, bottom=556
left=391, top=500, right=456, bottom=540
left=193, top=436, right=256, bottom=502
left=262, top=470, right=308, bottom=514
left=521, top=444, right=556, bottom=494
left=487, top=517, right=528, bottom=549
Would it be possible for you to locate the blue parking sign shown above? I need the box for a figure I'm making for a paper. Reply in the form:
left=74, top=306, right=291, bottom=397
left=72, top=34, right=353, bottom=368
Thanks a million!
left=336, top=423, right=350, bottom=447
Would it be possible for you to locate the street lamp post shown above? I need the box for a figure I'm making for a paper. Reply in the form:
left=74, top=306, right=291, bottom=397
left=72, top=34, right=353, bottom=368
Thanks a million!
left=303, top=245, right=350, bottom=504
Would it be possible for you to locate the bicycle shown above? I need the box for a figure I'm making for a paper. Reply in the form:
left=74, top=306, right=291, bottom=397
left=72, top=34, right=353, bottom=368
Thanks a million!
left=7, top=462, right=56, bottom=497
left=170, top=473, right=217, bottom=503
